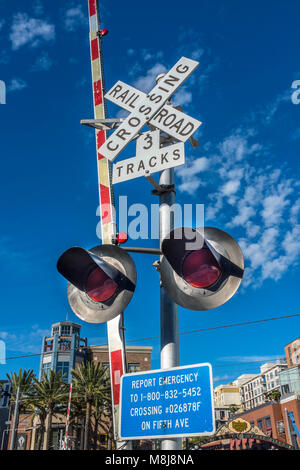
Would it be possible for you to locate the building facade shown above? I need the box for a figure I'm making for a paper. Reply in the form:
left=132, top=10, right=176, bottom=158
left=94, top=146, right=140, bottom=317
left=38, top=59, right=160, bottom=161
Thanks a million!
left=232, top=395, right=300, bottom=449
left=88, top=344, right=152, bottom=373
left=214, top=383, right=242, bottom=408
left=285, top=338, right=300, bottom=368
left=239, top=361, right=287, bottom=411
left=280, top=365, right=300, bottom=397
left=39, top=321, right=87, bottom=383
left=0, top=380, right=11, bottom=450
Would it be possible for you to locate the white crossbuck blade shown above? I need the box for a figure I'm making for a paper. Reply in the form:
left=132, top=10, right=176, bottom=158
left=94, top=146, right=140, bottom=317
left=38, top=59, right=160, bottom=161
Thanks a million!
left=105, top=80, right=202, bottom=144
left=98, top=56, right=200, bottom=162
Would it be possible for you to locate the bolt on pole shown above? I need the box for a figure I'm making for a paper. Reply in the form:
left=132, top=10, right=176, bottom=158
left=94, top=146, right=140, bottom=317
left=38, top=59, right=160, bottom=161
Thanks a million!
left=159, top=167, right=181, bottom=451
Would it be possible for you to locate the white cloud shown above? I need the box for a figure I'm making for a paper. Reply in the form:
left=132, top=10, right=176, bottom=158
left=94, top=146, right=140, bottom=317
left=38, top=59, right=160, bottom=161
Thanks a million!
left=0, top=325, right=50, bottom=354
left=219, top=355, right=283, bottom=363
left=10, top=13, right=55, bottom=50
left=133, top=63, right=168, bottom=93
left=7, top=78, right=27, bottom=92
left=221, top=180, right=241, bottom=197
left=33, top=0, right=44, bottom=16
left=228, top=204, right=255, bottom=228
left=291, top=128, right=300, bottom=140
left=263, top=90, right=291, bottom=124
left=63, top=4, right=87, bottom=32
left=172, top=86, right=192, bottom=107
left=31, top=51, right=53, bottom=71
left=213, top=374, right=231, bottom=383
left=191, top=48, right=205, bottom=61
left=176, top=157, right=209, bottom=194
left=290, top=198, right=300, bottom=224
left=141, top=49, right=164, bottom=62
left=261, top=189, right=292, bottom=227
left=177, top=122, right=299, bottom=288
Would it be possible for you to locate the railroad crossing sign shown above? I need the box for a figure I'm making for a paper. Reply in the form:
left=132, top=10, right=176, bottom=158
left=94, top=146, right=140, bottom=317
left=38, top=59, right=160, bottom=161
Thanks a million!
left=119, top=363, right=215, bottom=440
left=98, top=56, right=201, bottom=162
left=105, top=80, right=202, bottom=143
left=112, top=129, right=185, bottom=184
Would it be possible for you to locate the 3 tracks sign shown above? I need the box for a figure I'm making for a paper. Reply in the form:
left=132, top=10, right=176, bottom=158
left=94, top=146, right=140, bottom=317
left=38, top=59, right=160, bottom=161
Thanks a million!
left=98, top=56, right=202, bottom=184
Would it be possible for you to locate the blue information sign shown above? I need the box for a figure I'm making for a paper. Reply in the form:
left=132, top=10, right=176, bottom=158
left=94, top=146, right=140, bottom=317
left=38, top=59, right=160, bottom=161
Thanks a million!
left=119, top=363, right=215, bottom=440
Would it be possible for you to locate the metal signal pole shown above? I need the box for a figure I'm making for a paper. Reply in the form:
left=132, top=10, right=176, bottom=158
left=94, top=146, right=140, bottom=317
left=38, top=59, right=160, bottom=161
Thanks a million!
left=87, top=0, right=129, bottom=449
left=159, top=167, right=181, bottom=451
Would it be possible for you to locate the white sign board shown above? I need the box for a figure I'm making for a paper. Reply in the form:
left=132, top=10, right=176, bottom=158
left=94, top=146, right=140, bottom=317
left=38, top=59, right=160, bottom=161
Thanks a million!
left=105, top=80, right=202, bottom=143
left=136, top=129, right=160, bottom=157
left=112, top=142, right=185, bottom=184
left=99, top=56, right=199, bottom=161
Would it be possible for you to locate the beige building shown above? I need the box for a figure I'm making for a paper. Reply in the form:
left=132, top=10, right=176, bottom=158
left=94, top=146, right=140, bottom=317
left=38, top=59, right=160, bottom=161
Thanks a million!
left=239, top=361, right=287, bottom=411
left=214, top=383, right=242, bottom=408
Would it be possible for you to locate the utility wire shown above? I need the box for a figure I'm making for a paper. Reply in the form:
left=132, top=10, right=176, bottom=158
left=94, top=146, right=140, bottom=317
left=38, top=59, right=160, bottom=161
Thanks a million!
left=0, top=313, right=299, bottom=362
left=126, top=313, right=300, bottom=343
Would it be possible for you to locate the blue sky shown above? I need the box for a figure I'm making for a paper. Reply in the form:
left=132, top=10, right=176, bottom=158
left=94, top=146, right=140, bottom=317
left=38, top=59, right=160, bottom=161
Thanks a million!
left=0, top=0, right=299, bottom=387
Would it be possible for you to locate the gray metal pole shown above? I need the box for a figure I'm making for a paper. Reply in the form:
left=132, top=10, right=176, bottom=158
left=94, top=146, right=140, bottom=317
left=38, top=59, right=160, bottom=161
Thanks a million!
left=159, top=168, right=181, bottom=450
left=10, top=386, right=20, bottom=450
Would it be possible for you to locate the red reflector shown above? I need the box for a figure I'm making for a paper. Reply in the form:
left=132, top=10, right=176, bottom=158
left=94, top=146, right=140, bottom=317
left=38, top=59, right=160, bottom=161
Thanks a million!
left=100, top=28, right=109, bottom=36
left=182, top=247, right=221, bottom=288
left=116, top=232, right=128, bottom=244
left=86, top=267, right=117, bottom=302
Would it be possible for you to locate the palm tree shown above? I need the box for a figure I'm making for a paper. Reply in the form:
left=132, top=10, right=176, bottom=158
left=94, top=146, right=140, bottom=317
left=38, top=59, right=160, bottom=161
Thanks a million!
left=32, top=370, right=68, bottom=450
left=229, top=404, right=239, bottom=415
left=26, top=397, right=48, bottom=450
left=6, top=369, right=35, bottom=412
left=72, top=362, right=110, bottom=450
left=264, top=389, right=281, bottom=403
left=91, top=396, right=112, bottom=449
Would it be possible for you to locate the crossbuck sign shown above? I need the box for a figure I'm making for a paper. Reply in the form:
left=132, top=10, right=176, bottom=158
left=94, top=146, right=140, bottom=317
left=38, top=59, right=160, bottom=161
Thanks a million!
left=98, top=57, right=202, bottom=184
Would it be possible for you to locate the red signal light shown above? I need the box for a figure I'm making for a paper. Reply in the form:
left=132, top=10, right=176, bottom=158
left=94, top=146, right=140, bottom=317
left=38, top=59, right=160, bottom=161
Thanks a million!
left=86, top=267, right=117, bottom=302
left=182, top=247, right=221, bottom=288
left=116, top=232, right=128, bottom=244
left=99, top=28, right=108, bottom=37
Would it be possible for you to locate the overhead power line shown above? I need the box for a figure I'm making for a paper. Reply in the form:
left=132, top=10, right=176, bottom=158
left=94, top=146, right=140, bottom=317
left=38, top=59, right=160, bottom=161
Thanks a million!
left=0, top=313, right=299, bottom=363
left=126, top=313, right=300, bottom=343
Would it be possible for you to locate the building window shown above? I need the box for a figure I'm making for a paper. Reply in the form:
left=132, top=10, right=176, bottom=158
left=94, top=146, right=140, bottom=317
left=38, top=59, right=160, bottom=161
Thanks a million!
left=128, top=363, right=140, bottom=373
left=0, top=383, right=11, bottom=408
left=41, top=362, right=51, bottom=377
left=58, top=339, right=71, bottom=351
left=257, top=419, right=263, bottom=430
left=56, top=362, right=69, bottom=381
left=265, top=416, right=271, bottom=428
left=282, top=384, right=290, bottom=395
left=44, top=340, right=53, bottom=352
left=61, top=325, right=71, bottom=336
left=52, top=326, right=59, bottom=335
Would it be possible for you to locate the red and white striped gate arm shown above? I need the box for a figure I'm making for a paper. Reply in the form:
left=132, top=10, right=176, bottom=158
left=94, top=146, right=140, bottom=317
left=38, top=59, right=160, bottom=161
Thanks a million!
left=63, top=382, right=72, bottom=450
left=87, top=0, right=127, bottom=442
